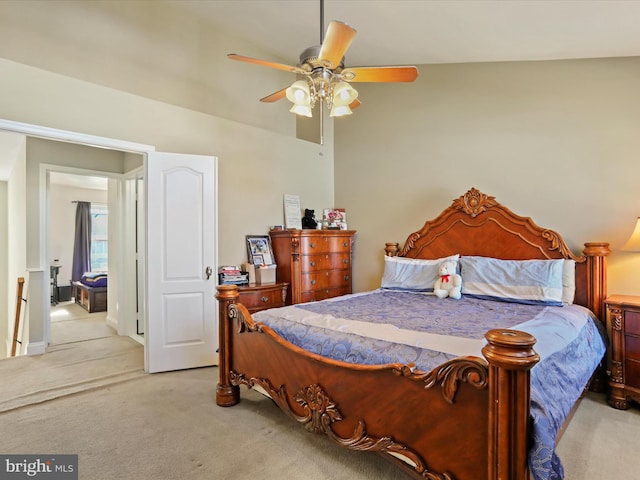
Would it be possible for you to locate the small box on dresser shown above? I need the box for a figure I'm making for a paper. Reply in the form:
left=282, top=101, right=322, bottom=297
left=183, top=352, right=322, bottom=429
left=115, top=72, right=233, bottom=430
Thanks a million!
left=269, top=229, right=356, bottom=305
left=605, top=294, right=640, bottom=409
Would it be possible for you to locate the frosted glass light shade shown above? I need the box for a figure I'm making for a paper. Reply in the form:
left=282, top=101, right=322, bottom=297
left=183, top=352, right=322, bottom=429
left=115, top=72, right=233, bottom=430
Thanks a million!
left=622, top=218, right=640, bottom=252
left=289, top=104, right=312, bottom=117
left=330, top=104, right=352, bottom=117
left=286, top=80, right=311, bottom=105
left=332, top=82, right=358, bottom=106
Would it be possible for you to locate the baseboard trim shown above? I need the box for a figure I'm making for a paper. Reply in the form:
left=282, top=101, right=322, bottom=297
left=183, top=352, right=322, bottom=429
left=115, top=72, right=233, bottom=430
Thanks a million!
left=25, top=341, right=46, bottom=356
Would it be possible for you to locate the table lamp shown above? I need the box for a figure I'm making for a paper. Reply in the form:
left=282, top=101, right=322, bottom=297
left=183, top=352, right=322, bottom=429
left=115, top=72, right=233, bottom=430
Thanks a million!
left=622, top=217, right=640, bottom=252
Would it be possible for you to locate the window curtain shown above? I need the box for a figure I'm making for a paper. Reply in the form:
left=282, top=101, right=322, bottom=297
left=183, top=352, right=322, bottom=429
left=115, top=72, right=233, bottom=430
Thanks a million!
left=71, top=201, right=91, bottom=282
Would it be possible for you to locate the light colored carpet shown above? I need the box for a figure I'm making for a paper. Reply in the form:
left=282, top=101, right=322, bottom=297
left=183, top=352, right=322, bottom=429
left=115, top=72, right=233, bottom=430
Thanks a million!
left=1, top=313, right=639, bottom=479
left=0, top=303, right=144, bottom=413
left=50, top=300, right=115, bottom=345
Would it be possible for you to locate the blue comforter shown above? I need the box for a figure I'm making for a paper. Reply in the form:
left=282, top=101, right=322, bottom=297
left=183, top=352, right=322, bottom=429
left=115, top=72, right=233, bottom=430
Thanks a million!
left=253, top=290, right=606, bottom=480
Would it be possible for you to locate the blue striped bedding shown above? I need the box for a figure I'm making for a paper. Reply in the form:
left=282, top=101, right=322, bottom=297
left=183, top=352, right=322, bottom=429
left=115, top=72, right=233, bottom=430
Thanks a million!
left=253, top=290, right=606, bottom=480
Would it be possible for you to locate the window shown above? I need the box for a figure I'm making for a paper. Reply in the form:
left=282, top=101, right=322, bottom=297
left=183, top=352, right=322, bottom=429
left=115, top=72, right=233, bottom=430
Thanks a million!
left=90, top=204, right=108, bottom=272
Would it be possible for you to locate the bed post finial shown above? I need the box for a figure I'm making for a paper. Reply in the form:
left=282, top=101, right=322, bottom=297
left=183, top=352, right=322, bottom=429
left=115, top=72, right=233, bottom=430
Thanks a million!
left=385, top=243, right=399, bottom=257
left=216, top=285, right=240, bottom=407
left=482, top=329, right=540, bottom=480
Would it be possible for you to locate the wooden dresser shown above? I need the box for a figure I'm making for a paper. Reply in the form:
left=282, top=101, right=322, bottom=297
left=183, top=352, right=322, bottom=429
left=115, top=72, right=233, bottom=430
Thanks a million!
left=237, top=282, right=288, bottom=314
left=269, top=229, right=356, bottom=305
left=605, top=294, right=640, bottom=409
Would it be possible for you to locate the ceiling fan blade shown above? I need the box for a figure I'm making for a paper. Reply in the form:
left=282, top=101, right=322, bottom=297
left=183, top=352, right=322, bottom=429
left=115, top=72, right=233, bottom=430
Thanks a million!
left=318, top=21, right=357, bottom=69
left=260, top=88, right=288, bottom=103
left=228, top=54, right=305, bottom=74
left=341, top=66, right=419, bottom=83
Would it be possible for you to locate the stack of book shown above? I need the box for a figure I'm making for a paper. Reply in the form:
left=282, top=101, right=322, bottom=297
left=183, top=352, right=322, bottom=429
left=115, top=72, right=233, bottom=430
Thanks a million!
left=218, top=266, right=249, bottom=286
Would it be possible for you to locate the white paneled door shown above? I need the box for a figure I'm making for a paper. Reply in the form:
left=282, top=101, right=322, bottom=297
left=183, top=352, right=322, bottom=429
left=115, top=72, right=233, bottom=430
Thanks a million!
left=145, top=152, right=218, bottom=373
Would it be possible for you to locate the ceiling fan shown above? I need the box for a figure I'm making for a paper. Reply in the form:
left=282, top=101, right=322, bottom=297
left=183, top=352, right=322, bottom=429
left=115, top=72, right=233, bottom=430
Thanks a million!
left=227, top=0, right=418, bottom=118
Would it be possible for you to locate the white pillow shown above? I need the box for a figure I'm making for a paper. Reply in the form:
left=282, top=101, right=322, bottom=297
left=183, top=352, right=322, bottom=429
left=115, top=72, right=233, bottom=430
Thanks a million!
left=562, top=259, right=576, bottom=305
left=460, top=256, right=564, bottom=306
left=381, top=254, right=460, bottom=293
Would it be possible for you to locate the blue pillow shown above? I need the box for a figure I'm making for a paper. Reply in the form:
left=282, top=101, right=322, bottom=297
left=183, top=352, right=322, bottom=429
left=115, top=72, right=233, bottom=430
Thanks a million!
left=460, top=256, right=564, bottom=306
left=381, top=254, right=459, bottom=293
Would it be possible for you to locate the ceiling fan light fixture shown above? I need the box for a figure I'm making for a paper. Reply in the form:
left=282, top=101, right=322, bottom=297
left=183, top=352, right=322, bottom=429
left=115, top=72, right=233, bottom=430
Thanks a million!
left=290, top=103, right=313, bottom=117
left=330, top=103, right=353, bottom=117
left=285, top=80, right=311, bottom=106
left=332, top=81, right=358, bottom=106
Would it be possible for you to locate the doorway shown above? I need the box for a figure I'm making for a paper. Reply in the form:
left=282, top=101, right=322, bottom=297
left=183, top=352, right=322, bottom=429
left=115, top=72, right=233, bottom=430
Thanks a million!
left=1, top=118, right=219, bottom=373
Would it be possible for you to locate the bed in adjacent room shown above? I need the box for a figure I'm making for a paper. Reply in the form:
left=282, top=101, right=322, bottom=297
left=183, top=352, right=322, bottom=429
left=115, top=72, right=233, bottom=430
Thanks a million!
left=215, top=188, right=610, bottom=480
left=72, top=272, right=108, bottom=313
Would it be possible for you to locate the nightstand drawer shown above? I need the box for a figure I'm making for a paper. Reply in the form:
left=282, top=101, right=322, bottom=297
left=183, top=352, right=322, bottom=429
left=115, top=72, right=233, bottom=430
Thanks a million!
left=625, top=358, right=640, bottom=387
left=238, top=283, right=288, bottom=314
left=606, top=295, right=640, bottom=409
left=625, top=335, right=640, bottom=361
left=625, top=310, right=640, bottom=336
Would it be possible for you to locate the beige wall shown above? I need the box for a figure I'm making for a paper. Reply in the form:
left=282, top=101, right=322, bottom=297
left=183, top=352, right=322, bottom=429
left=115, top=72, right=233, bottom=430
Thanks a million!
left=0, top=0, right=296, bottom=137
left=2, top=1, right=639, bottom=306
left=335, top=58, right=640, bottom=297
left=0, top=57, right=334, bottom=270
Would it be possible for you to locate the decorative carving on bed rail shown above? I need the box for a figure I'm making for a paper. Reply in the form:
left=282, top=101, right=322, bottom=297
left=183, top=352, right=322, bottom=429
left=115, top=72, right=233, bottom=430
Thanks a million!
left=393, top=358, right=489, bottom=404
left=230, top=371, right=454, bottom=480
left=451, top=188, right=498, bottom=218
left=541, top=230, right=583, bottom=261
left=229, top=303, right=263, bottom=333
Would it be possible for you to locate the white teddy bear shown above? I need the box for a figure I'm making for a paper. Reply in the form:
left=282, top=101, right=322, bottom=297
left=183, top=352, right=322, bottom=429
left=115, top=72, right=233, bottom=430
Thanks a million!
left=433, top=261, right=462, bottom=299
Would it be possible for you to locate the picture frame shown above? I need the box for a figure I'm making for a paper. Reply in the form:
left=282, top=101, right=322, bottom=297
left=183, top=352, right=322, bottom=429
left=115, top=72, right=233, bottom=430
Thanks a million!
left=246, top=235, right=275, bottom=265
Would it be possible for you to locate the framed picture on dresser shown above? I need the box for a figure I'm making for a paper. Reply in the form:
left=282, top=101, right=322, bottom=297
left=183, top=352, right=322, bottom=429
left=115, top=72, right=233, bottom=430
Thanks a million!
left=246, top=235, right=274, bottom=265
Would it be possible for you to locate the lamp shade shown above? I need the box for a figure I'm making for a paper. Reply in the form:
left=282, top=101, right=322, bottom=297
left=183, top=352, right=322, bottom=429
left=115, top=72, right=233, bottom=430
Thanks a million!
left=289, top=103, right=313, bottom=117
left=622, top=217, right=640, bottom=252
left=286, top=80, right=311, bottom=106
left=332, top=82, right=358, bottom=106
left=330, top=104, right=353, bottom=117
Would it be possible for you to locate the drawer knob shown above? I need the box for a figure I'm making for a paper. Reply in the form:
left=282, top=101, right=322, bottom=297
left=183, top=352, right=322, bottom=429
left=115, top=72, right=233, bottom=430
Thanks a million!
left=310, top=261, right=315, bottom=267
left=344, top=275, right=349, bottom=281
left=343, top=259, right=349, bottom=265
left=261, top=296, right=269, bottom=303
left=344, top=242, right=348, bottom=247
left=310, top=242, right=316, bottom=248
left=311, top=279, right=316, bottom=285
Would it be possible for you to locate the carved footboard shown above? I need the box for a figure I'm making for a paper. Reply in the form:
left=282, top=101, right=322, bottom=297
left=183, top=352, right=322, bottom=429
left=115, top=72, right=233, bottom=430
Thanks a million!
left=216, top=285, right=539, bottom=480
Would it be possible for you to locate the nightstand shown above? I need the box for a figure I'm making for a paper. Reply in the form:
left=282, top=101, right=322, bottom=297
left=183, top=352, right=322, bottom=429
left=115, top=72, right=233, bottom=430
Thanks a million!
left=237, top=282, right=288, bottom=314
left=605, top=295, right=640, bottom=409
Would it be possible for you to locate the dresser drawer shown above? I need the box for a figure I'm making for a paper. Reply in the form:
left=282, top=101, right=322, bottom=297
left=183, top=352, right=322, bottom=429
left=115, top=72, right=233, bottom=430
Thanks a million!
left=300, top=286, right=351, bottom=303
left=328, top=269, right=351, bottom=287
left=238, top=283, right=287, bottom=313
left=299, top=235, right=352, bottom=253
left=301, top=253, right=350, bottom=272
left=301, top=272, right=330, bottom=291
left=625, top=310, right=640, bottom=336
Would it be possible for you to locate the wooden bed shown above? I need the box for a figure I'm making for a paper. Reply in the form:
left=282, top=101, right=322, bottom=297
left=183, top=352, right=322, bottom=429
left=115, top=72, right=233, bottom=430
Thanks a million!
left=216, top=188, right=610, bottom=480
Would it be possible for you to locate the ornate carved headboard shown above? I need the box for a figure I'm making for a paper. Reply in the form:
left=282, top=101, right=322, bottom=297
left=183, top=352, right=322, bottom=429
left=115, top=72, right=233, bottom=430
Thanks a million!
left=385, top=188, right=611, bottom=319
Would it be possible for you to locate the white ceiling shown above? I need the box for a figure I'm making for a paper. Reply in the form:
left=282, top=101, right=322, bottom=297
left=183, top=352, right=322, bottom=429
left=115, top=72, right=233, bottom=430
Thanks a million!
left=185, top=0, right=640, bottom=67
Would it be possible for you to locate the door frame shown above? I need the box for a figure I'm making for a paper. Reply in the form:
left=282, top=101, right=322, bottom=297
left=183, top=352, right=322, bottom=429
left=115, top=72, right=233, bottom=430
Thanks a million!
left=0, top=118, right=155, bottom=355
